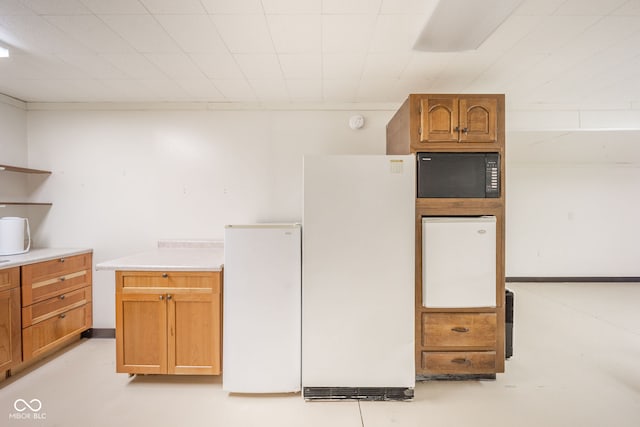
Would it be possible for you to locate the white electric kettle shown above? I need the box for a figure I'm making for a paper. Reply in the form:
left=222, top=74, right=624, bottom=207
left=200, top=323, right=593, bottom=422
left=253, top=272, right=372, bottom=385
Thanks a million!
left=0, top=217, right=31, bottom=256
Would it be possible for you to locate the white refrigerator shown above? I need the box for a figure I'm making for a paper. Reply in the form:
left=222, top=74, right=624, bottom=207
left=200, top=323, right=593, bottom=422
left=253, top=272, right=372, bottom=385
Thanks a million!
left=422, top=216, right=496, bottom=308
left=302, top=155, right=415, bottom=400
left=223, top=224, right=301, bottom=393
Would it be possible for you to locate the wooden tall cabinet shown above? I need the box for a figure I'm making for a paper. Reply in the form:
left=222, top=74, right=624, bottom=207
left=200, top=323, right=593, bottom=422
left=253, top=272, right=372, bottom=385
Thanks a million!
left=387, top=93, right=506, bottom=377
left=0, top=267, right=22, bottom=373
left=115, top=270, right=221, bottom=375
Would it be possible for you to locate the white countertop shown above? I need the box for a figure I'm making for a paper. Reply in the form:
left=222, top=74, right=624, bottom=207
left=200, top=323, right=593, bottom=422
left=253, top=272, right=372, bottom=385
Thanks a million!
left=95, top=246, right=224, bottom=272
left=0, top=248, right=93, bottom=269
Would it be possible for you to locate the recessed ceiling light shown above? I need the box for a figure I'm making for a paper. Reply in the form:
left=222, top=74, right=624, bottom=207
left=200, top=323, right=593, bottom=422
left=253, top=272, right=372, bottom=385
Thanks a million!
left=414, top=0, right=524, bottom=52
left=0, top=46, right=9, bottom=58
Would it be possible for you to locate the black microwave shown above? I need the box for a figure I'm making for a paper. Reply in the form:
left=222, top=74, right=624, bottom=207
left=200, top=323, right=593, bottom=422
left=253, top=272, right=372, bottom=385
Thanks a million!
left=417, top=152, right=500, bottom=198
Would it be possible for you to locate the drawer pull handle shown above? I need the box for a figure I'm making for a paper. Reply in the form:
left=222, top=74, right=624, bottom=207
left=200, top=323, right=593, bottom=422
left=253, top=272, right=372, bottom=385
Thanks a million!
left=451, top=358, right=468, bottom=365
left=59, top=313, right=66, bottom=319
left=162, top=273, right=168, bottom=278
left=59, top=295, right=66, bottom=300
left=59, top=258, right=65, bottom=263
left=451, top=327, right=469, bottom=333
left=59, top=277, right=66, bottom=282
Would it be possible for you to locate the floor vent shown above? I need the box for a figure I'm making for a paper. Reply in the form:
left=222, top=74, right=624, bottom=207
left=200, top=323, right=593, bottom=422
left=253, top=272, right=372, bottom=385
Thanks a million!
left=303, top=387, right=414, bottom=401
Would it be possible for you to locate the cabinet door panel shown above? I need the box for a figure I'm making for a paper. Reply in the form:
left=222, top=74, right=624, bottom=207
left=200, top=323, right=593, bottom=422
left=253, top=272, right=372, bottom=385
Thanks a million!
left=167, top=290, right=220, bottom=375
left=459, top=97, right=497, bottom=143
left=117, top=293, right=167, bottom=374
left=0, top=287, right=22, bottom=371
left=420, top=98, right=459, bottom=142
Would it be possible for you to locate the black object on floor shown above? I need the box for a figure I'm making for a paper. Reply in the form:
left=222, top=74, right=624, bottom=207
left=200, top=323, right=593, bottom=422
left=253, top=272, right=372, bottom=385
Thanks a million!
left=506, top=289, right=514, bottom=359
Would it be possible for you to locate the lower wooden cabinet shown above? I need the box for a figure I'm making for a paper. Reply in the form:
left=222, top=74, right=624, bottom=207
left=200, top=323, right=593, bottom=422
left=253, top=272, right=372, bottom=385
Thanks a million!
left=21, top=253, right=93, bottom=361
left=115, top=271, right=221, bottom=375
left=419, top=311, right=503, bottom=375
left=0, top=267, right=22, bottom=373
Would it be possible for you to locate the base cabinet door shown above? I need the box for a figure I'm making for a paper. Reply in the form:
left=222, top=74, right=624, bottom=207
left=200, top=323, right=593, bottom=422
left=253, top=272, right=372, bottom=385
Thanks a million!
left=0, top=281, right=22, bottom=372
left=116, top=292, right=167, bottom=374
left=168, top=290, right=220, bottom=375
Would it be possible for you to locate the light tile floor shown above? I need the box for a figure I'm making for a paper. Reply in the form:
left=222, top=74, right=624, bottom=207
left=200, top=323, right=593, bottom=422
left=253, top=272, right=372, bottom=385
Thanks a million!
left=2, top=282, right=639, bottom=427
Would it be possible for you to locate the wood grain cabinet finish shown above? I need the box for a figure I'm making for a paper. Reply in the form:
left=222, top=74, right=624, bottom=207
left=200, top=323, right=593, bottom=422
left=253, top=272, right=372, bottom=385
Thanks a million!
left=21, top=253, right=93, bottom=361
left=387, top=93, right=506, bottom=376
left=115, top=271, right=221, bottom=375
left=0, top=267, right=22, bottom=372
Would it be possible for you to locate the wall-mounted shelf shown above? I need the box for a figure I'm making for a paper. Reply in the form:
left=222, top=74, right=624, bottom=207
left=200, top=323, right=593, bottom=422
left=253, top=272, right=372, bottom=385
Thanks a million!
left=0, top=202, right=52, bottom=206
left=0, top=164, right=52, bottom=175
left=1, top=164, right=52, bottom=207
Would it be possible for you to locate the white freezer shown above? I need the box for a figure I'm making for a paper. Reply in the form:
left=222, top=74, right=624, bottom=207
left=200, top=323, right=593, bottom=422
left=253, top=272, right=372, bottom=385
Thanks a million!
left=223, top=224, right=301, bottom=393
left=302, top=155, right=415, bottom=397
left=422, top=216, right=496, bottom=308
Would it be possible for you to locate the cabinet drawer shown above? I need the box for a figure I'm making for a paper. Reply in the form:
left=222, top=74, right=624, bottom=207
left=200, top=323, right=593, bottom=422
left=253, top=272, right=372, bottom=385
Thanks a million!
left=0, top=267, right=20, bottom=292
left=22, top=286, right=92, bottom=328
left=422, top=313, right=496, bottom=348
left=119, top=271, right=220, bottom=292
left=22, top=253, right=92, bottom=283
left=23, top=268, right=91, bottom=305
left=422, top=351, right=496, bottom=374
left=22, top=304, right=91, bottom=360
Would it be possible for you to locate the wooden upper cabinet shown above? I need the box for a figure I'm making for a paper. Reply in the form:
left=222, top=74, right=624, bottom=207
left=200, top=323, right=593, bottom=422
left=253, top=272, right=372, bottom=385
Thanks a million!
left=417, top=95, right=499, bottom=145
left=459, top=97, right=498, bottom=143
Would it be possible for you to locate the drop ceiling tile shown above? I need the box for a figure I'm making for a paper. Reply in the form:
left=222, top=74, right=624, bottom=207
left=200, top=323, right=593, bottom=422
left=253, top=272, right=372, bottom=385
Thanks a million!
left=101, top=14, right=181, bottom=53
left=175, top=79, right=225, bottom=100
left=322, top=79, right=358, bottom=101
left=79, top=0, right=148, bottom=14
left=135, top=78, right=190, bottom=100
left=155, top=15, right=227, bottom=53
left=144, top=53, right=206, bottom=78
left=380, top=0, right=438, bottom=14
left=554, top=0, right=628, bottom=15
left=286, top=79, right=322, bottom=100
left=514, top=0, right=566, bottom=16
left=234, top=53, right=282, bottom=79
left=362, top=53, right=411, bottom=78
left=613, top=0, right=640, bottom=15
left=322, top=15, right=377, bottom=53
left=400, top=52, right=455, bottom=80
left=249, top=78, right=289, bottom=101
left=279, top=53, right=321, bottom=79
left=478, top=15, right=543, bottom=53
left=0, top=14, right=92, bottom=54
left=200, top=0, right=263, bottom=14
left=356, top=78, right=414, bottom=102
left=211, top=14, right=274, bottom=53
left=0, top=52, right=84, bottom=79
left=213, top=79, right=256, bottom=101
left=261, top=0, right=321, bottom=14
left=189, top=52, right=242, bottom=79
left=44, top=15, right=135, bottom=53
left=138, top=0, right=207, bottom=14
left=322, top=0, right=382, bottom=14
left=101, top=53, right=167, bottom=78
left=322, top=53, right=366, bottom=78
left=0, top=0, right=34, bottom=15
left=21, top=0, right=91, bottom=15
left=267, top=14, right=321, bottom=53
left=58, top=53, right=130, bottom=78
left=369, top=14, right=424, bottom=52
left=513, top=15, right=601, bottom=54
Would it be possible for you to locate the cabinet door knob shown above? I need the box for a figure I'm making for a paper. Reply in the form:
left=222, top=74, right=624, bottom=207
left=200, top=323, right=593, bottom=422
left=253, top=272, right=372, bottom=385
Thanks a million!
left=454, top=126, right=460, bottom=132
left=451, top=327, right=469, bottom=333
left=59, top=258, right=65, bottom=263
left=59, top=313, right=66, bottom=319
left=59, top=295, right=66, bottom=300
left=461, top=127, right=468, bottom=133
left=59, top=277, right=66, bottom=282
left=166, top=294, right=172, bottom=300
left=162, top=273, right=168, bottom=278
left=159, top=295, right=164, bottom=300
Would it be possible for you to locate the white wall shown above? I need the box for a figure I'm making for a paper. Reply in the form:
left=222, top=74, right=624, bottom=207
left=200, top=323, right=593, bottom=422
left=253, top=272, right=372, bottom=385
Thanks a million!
left=0, top=96, right=28, bottom=218
left=26, top=108, right=392, bottom=327
left=506, top=130, right=640, bottom=277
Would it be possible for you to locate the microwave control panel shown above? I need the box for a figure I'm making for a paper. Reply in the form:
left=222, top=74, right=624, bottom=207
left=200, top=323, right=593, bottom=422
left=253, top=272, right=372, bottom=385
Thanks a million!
left=485, top=157, right=500, bottom=198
